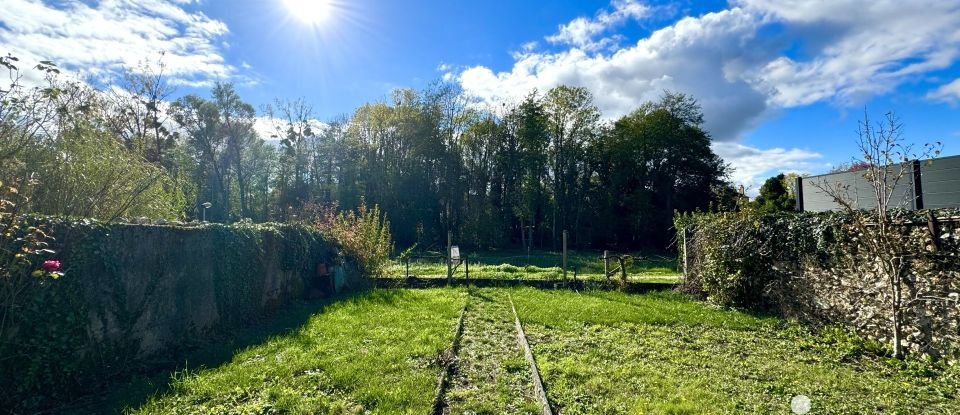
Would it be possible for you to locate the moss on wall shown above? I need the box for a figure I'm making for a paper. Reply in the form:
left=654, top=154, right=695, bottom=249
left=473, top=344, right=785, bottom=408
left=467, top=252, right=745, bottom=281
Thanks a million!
left=0, top=219, right=360, bottom=409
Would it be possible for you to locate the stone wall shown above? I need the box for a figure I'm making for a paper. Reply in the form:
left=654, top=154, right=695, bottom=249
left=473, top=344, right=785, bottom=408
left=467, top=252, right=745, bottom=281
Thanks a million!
left=679, top=209, right=960, bottom=359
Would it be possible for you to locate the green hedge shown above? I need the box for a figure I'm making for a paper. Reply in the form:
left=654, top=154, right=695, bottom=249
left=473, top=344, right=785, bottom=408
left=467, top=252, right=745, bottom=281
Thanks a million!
left=0, top=218, right=352, bottom=410
left=674, top=209, right=845, bottom=308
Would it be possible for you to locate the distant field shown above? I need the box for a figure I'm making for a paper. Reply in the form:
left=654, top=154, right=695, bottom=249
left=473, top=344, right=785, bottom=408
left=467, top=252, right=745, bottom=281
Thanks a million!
left=382, top=249, right=680, bottom=283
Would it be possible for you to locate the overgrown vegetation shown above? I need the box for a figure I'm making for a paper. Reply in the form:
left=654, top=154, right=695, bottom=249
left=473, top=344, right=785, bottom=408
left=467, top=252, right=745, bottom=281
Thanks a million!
left=0, top=56, right=184, bottom=221
left=811, top=111, right=942, bottom=358
left=2, top=54, right=736, bottom=252
left=0, top=181, right=61, bottom=345
left=308, top=200, right=393, bottom=275
left=675, top=207, right=960, bottom=358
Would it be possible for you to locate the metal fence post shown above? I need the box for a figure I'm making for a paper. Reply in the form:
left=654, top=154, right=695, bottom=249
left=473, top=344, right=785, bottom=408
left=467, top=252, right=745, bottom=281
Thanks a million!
left=795, top=176, right=804, bottom=211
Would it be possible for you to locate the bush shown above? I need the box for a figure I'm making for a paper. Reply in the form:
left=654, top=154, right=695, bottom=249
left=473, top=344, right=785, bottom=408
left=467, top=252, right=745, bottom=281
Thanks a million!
left=310, top=200, right=393, bottom=275
left=13, top=121, right=185, bottom=220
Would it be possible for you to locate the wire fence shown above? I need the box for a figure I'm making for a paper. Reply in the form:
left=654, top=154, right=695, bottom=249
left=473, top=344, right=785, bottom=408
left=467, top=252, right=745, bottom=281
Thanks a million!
left=385, top=250, right=679, bottom=283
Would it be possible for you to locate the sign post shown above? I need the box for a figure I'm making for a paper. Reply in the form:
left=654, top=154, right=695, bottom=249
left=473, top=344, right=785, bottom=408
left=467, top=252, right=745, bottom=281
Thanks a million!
left=447, top=231, right=453, bottom=284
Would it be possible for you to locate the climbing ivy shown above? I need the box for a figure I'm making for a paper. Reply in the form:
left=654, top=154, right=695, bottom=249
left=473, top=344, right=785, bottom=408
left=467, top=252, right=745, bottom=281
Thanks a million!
left=675, top=207, right=960, bottom=359
left=0, top=217, right=343, bottom=411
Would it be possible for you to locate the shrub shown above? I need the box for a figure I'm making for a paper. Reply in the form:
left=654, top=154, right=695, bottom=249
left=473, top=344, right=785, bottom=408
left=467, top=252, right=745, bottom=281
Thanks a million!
left=0, top=180, right=61, bottom=342
left=310, top=200, right=393, bottom=275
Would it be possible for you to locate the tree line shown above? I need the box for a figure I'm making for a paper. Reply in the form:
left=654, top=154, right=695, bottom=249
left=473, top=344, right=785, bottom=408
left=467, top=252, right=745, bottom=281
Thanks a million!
left=0, top=55, right=737, bottom=251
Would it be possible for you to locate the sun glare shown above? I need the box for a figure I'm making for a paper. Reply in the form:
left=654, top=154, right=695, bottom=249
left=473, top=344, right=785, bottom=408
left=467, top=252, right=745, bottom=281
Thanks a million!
left=283, top=0, right=332, bottom=25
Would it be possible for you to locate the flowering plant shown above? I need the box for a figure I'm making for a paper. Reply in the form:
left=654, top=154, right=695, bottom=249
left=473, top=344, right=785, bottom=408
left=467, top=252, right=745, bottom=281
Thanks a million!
left=2, top=180, right=62, bottom=339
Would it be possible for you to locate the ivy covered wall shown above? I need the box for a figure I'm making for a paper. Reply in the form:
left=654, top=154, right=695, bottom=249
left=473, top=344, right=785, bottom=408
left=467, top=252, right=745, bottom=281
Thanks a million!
left=0, top=219, right=359, bottom=408
left=677, top=209, right=960, bottom=359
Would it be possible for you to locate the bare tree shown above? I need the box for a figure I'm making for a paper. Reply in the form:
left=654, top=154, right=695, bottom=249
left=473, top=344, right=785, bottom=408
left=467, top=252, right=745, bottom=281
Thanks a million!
left=813, top=111, right=941, bottom=358
left=0, top=55, right=60, bottom=164
left=107, top=53, right=175, bottom=164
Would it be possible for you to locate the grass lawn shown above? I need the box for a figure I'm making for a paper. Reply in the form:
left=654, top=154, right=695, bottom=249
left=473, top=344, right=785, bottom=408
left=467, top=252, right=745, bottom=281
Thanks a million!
left=128, top=289, right=467, bottom=415
left=511, top=288, right=960, bottom=414
left=73, top=287, right=958, bottom=414
left=382, top=249, right=680, bottom=283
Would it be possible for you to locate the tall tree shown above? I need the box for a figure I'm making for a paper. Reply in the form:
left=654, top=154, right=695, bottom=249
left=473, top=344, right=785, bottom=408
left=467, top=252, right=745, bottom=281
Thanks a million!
left=543, top=85, right=600, bottom=247
left=753, top=173, right=796, bottom=213
left=595, top=92, right=728, bottom=248
left=212, top=83, right=258, bottom=219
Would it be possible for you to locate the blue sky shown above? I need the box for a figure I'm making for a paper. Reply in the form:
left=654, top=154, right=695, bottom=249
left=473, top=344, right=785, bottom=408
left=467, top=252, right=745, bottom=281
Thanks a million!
left=3, top=0, right=960, bottom=190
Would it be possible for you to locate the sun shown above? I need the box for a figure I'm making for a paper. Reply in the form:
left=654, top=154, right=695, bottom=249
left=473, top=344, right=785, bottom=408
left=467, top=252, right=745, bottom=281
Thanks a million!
left=282, top=0, right=332, bottom=25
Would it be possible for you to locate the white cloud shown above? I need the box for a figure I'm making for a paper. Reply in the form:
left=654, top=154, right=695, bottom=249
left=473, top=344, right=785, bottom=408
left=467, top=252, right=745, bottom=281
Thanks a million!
left=0, top=0, right=245, bottom=87
left=713, top=142, right=823, bottom=195
left=455, top=0, right=960, bottom=188
left=928, top=78, right=960, bottom=103
left=546, top=0, right=651, bottom=50
left=254, top=116, right=328, bottom=142
left=460, top=8, right=770, bottom=141
left=742, top=0, right=960, bottom=107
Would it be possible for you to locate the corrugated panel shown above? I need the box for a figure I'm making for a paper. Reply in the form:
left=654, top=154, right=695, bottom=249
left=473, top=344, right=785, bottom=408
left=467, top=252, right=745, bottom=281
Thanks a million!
left=921, top=155, right=960, bottom=209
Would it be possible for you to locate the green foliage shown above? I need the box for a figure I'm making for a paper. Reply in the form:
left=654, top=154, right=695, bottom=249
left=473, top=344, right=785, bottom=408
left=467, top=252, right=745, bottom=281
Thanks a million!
left=675, top=207, right=960, bottom=360
left=5, top=54, right=733, bottom=252
left=18, top=121, right=185, bottom=220
left=674, top=207, right=853, bottom=308
left=0, top=180, right=62, bottom=345
left=310, top=200, right=393, bottom=275
left=593, top=92, right=730, bottom=248
left=752, top=173, right=796, bottom=213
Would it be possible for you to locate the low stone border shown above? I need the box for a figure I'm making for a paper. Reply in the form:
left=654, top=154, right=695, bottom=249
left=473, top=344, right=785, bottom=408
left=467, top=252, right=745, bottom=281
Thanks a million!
left=509, top=294, right=553, bottom=415
left=430, top=295, right=469, bottom=415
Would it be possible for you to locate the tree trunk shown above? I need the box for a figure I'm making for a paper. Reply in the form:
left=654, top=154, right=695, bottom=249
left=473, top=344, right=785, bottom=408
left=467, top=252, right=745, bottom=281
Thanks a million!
left=890, top=256, right=904, bottom=359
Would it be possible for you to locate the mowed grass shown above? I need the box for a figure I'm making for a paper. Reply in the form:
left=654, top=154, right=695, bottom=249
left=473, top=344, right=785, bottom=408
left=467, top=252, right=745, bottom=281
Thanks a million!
left=128, top=289, right=467, bottom=415
left=383, top=249, right=679, bottom=282
left=444, top=289, right=542, bottom=414
left=512, top=288, right=960, bottom=414
left=96, top=287, right=957, bottom=414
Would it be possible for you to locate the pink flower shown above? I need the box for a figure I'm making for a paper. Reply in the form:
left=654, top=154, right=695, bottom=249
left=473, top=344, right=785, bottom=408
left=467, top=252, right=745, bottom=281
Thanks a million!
left=41, top=260, right=61, bottom=272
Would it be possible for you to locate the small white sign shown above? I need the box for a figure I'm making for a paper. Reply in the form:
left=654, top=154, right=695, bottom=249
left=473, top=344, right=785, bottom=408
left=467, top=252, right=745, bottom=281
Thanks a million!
left=450, top=245, right=460, bottom=261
